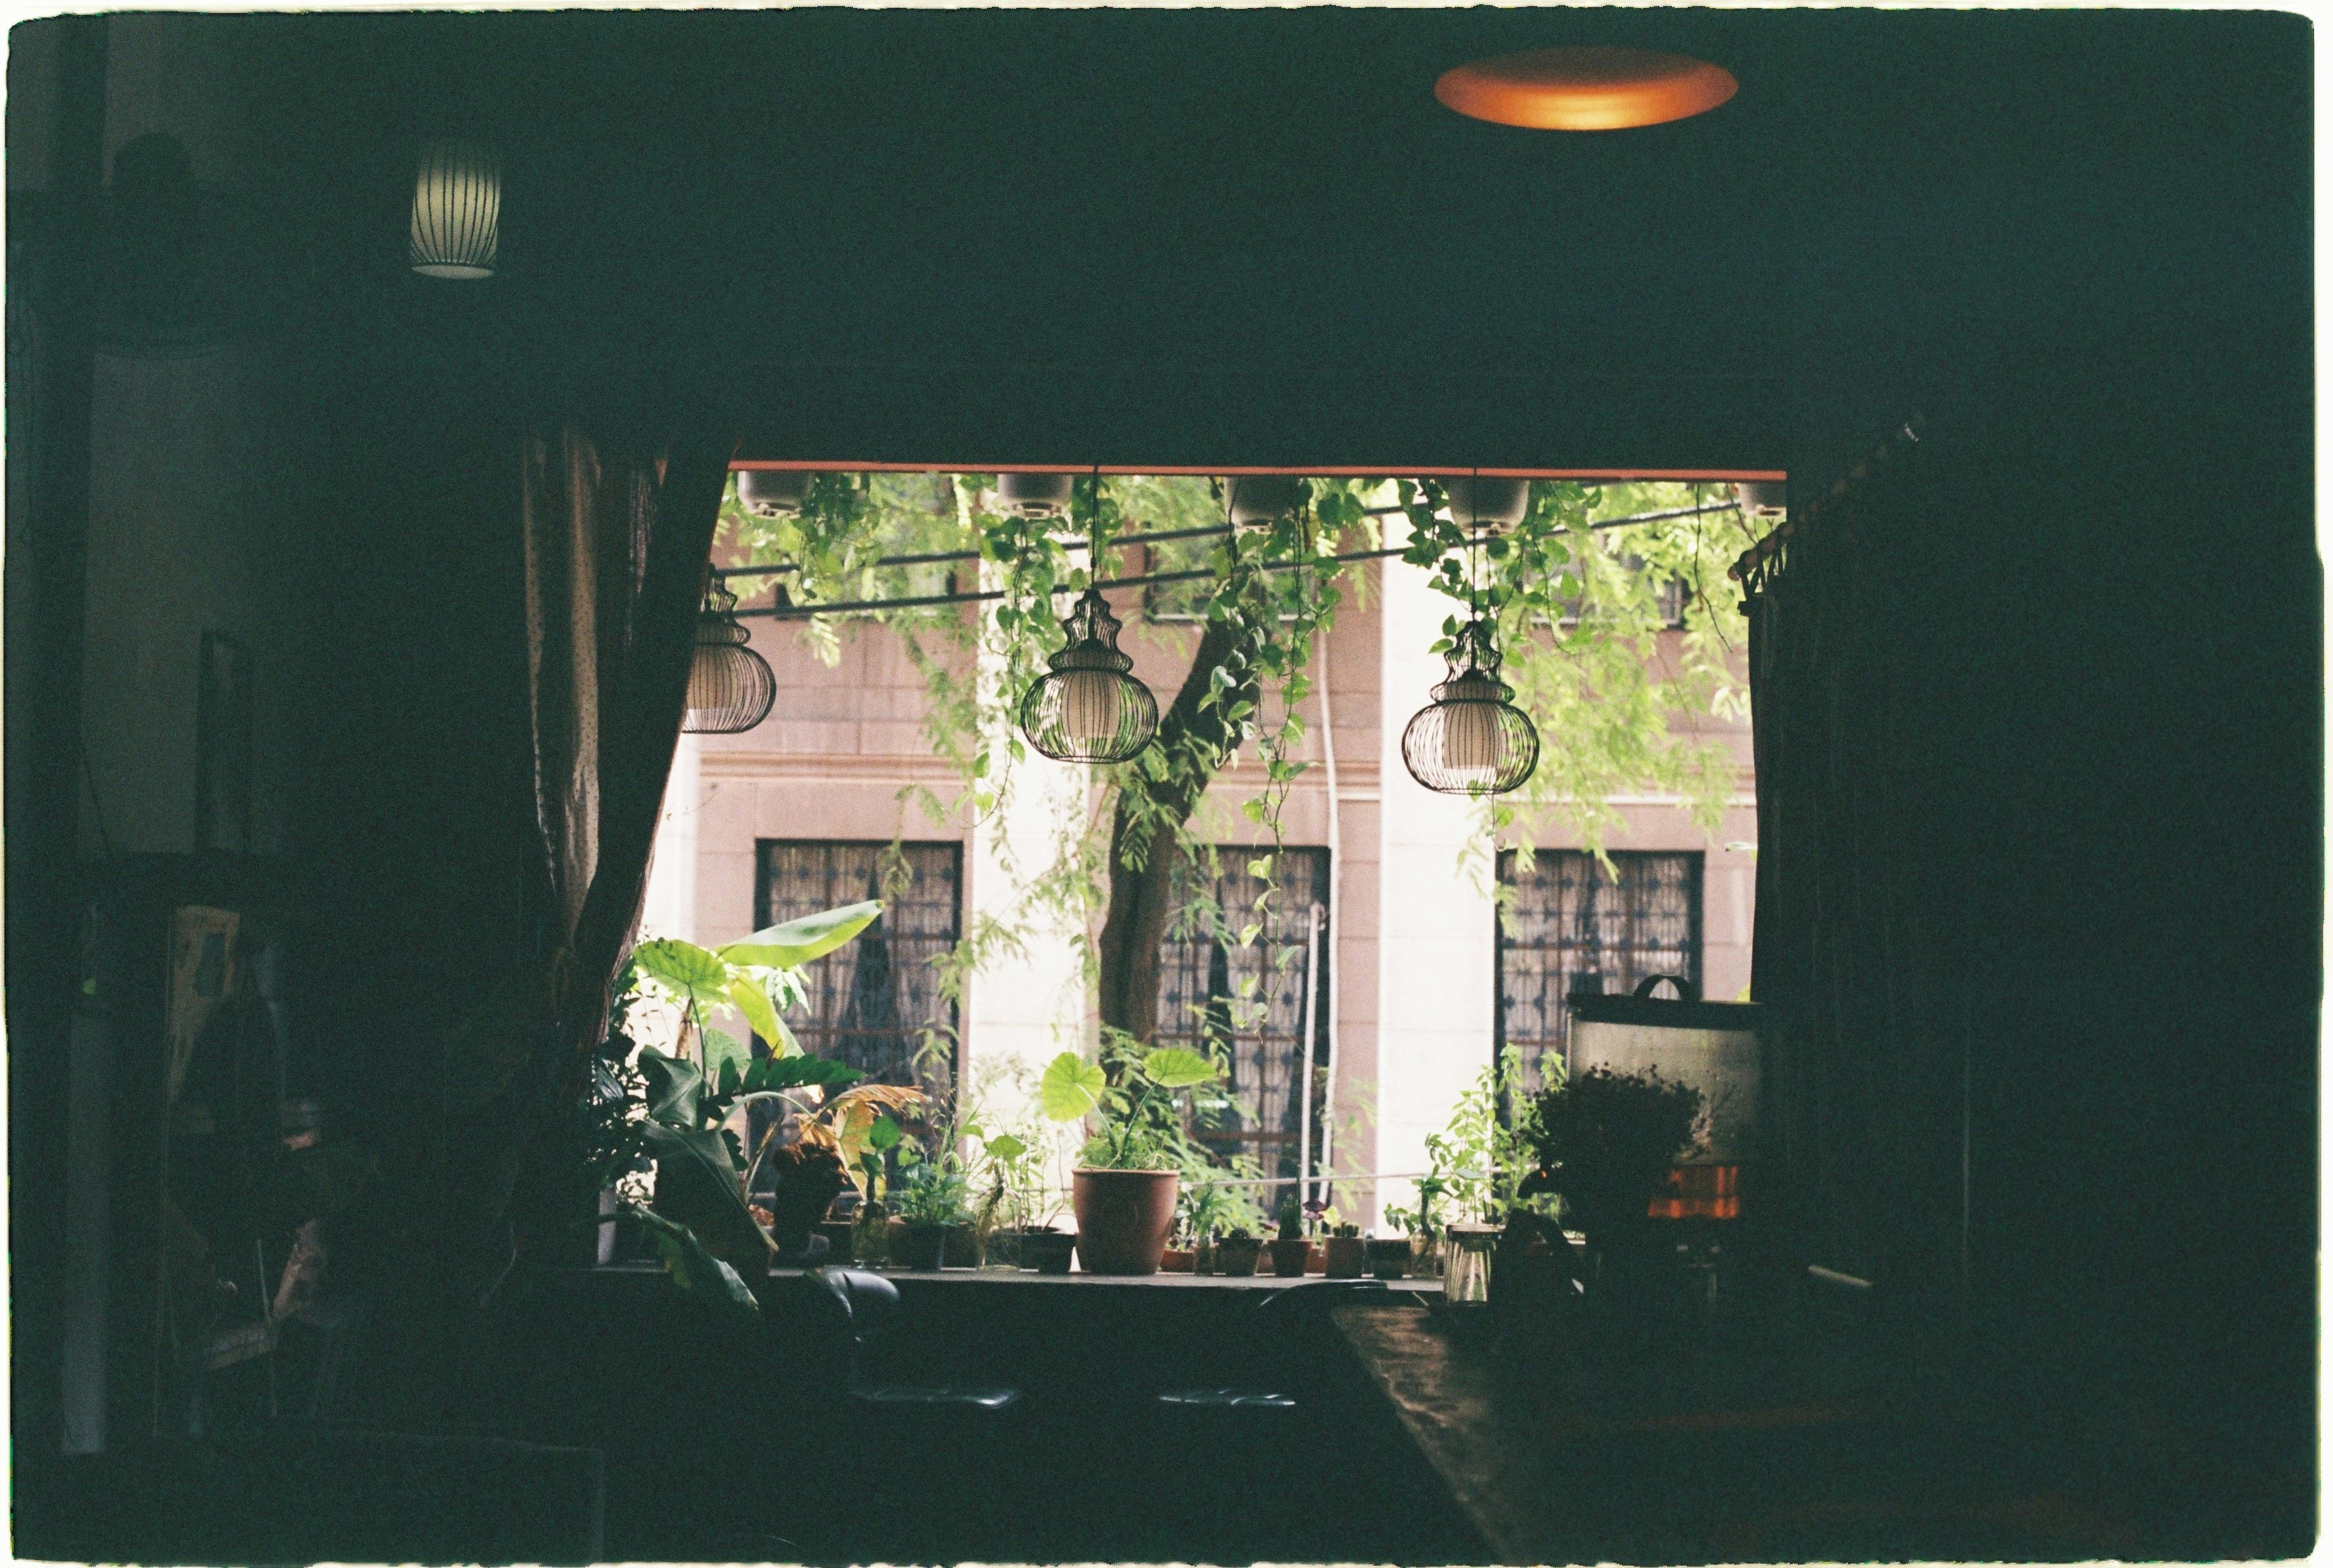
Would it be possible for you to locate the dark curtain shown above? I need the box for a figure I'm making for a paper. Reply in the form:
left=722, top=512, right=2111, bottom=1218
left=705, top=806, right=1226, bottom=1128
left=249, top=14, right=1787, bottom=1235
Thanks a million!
left=1742, top=430, right=1978, bottom=1340
left=490, top=412, right=735, bottom=1253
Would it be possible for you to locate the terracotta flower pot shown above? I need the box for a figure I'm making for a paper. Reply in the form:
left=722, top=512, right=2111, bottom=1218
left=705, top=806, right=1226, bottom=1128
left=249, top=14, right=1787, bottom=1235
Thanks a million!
left=1216, top=1236, right=1263, bottom=1278
left=1161, top=1247, right=1197, bottom=1273
left=1071, top=1168, right=1180, bottom=1275
left=1270, top=1238, right=1311, bottom=1278
left=1325, top=1236, right=1367, bottom=1279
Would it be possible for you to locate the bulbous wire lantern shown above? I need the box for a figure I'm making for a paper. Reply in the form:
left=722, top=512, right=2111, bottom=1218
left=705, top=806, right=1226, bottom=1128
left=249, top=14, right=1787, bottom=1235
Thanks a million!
left=409, top=139, right=500, bottom=279
left=1019, top=586, right=1158, bottom=763
left=683, top=584, right=777, bottom=734
left=1401, top=626, right=1539, bottom=795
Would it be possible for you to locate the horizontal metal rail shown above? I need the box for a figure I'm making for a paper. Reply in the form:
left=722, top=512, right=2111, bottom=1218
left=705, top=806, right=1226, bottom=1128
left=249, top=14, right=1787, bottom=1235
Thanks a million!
left=728, top=499, right=1742, bottom=618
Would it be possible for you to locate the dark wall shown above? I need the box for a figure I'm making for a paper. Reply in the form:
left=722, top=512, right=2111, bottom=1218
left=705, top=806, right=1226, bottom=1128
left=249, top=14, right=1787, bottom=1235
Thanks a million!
left=1769, top=10, right=2316, bottom=1550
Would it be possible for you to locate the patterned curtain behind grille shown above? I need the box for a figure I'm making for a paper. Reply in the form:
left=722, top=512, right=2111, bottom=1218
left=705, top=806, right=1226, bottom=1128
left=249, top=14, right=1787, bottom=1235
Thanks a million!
left=755, top=841, right=960, bottom=1098
left=1155, top=848, right=1330, bottom=1193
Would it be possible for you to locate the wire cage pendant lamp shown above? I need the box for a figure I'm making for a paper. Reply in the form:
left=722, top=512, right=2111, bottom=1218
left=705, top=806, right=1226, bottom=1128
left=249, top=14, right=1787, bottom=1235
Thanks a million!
left=684, top=582, right=778, bottom=734
left=1019, top=474, right=1159, bottom=763
left=409, top=138, right=500, bottom=280
left=1400, top=475, right=1541, bottom=796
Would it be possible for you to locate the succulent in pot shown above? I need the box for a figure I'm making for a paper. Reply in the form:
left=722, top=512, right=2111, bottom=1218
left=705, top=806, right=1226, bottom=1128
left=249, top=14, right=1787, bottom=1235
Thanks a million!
left=1040, top=1037, right=1227, bottom=1276
left=1270, top=1202, right=1311, bottom=1278
left=1365, top=1234, right=1410, bottom=1280
left=1325, top=1222, right=1367, bottom=1280
left=1216, top=1228, right=1263, bottom=1278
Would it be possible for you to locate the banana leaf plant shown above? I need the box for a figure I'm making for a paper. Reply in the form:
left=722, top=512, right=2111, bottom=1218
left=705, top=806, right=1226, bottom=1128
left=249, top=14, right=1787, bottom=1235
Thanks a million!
left=607, top=899, right=925, bottom=1314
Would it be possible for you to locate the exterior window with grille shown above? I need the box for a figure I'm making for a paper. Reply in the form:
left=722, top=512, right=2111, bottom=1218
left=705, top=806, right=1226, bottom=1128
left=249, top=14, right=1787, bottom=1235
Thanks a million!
left=1495, top=850, right=1702, bottom=1095
left=754, top=841, right=962, bottom=1096
left=1153, top=848, right=1331, bottom=1200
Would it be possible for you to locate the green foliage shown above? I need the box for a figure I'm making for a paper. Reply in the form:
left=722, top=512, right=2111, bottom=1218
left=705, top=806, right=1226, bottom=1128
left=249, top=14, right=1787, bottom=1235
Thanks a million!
left=1411, top=1044, right=1560, bottom=1227
left=1040, top=1031, right=1229, bottom=1172
left=1398, top=479, right=1753, bottom=865
left=1524, top=1064, right=1706, bottom=1229
left=600, top=901, right=903, bottom=1305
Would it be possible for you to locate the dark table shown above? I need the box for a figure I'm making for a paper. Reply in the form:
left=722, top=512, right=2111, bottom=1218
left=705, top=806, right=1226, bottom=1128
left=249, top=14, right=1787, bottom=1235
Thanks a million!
left=1330, top=1300, right=2146, bottom=1563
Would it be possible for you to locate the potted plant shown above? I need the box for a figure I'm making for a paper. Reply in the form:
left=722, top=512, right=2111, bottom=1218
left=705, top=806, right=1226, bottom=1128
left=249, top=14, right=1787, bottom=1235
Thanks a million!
left=1325, top=1222, right=1367, bottom=1279
left=1216, top=1227, right=1263, bottom=1278
left=1524, top=1064, right=1705, bottom=1265
left=1161, top=1232, right=1198, bottom=1273
left=888, top=1143, right=974, bottom=1270
left=1365, top=1232, right=1410, bottom=1280
left=1270, top=1203, right=1310, bottom=1278
left=1039, top=1040, right=1225, bottom=1276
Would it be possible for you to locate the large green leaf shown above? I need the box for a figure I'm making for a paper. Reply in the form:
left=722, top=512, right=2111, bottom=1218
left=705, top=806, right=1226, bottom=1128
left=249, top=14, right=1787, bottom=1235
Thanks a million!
left=626, top=1205, right=760, bottom=1320
left=726, top=976, right=782, bottom=1049
left=743, top=1054, right=864, bottom=1092
left=642, top=1121, right=773, bottom=1274
left=701, top=1027, right=750, bottom=1095
left=1143, top=1046, right=1221, bottom=1090
left=638, top=1048, right=704, bottom=1128
left=983, top=1132, right=1028, bottom=1162
left=1040, top=1051, right=1106, bottom=1122
left=716, top=901, right=881, bottom=969
left=631, top=938, right=731, bottom=1008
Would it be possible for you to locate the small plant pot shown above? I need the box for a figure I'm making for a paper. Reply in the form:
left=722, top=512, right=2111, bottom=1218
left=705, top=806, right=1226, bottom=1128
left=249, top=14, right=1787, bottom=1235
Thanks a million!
left=1193, top=1240, right=1216, bottom=1276
left=1161, top=1247, right=1197, bottom=1273
left=1270, top=1238, right=1311, bottom=1278
left=1365, top=1238, right=1410, bottom=1280
left=737, top=468, right=813, bottom=517
left=1072, top=1168, right=1180, bottom=1276
left=1325, top=1236, right=1368, bottom=1279
left=893, top=1222, right=951, bottom=1272
left=996, top=472, right=1077, bottom=518
left=945, top=1223, right=980, bottom=1268
left=1307, top=1243, right=1326, bottom=1274
left=1225, top=474, right=1308, bottom=525
left=1019, top=1228, right=1077, bottom=1274
left=1216, top=1236, right=1263, bottom=1278
left=816, top=1219, right=856, bottom=1259
left=1407, top=1230, right=1443, bottom=1280
left=1440, top=476, right=1531, bottom=529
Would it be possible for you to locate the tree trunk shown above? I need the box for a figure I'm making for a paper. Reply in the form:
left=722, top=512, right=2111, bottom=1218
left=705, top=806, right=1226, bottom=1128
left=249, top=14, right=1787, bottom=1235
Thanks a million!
left=1095, top=614, right=1260, bottom=1041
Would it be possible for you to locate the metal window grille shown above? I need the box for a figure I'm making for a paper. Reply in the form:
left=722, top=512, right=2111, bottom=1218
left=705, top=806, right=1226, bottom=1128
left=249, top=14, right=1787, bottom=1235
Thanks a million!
left=1153, top=848, right=1330, bottom=1203
left=1495, top=850, right=1703, bottom=1098
left=754, top=840, right=962, bottom=1098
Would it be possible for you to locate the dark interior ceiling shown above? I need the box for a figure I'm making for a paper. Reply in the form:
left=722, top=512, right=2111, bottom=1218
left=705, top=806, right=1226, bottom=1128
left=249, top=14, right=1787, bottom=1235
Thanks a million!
left=183, top=5, right=2306, bottom=468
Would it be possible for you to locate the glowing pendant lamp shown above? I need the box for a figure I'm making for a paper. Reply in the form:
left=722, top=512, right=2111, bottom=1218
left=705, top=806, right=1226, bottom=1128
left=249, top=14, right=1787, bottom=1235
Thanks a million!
left=409, top=139, right=500, bottom=279
left=1435, top=46, right=1736, bottom=131
left=1018, top=476, right=1158, bottom=763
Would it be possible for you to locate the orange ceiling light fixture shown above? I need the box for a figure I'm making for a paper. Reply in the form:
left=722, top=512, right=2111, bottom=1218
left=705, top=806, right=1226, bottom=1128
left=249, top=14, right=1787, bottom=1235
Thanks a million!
left=1435, top=46, right=1738, bottom=131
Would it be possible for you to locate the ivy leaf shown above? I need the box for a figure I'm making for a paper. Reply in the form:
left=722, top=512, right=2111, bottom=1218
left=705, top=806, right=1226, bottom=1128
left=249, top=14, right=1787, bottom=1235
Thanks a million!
left=718, top=900, right=881, bottom=969
left=1040, top=1051, right=1107, bottom=1122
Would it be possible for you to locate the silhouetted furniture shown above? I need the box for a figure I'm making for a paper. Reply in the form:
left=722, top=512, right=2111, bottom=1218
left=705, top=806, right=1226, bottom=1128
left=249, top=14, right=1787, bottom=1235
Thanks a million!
left=1157, top=1276, right=1389, bottom=1412
left=18, top=1425, right=606, bottom=1564
left=790, top=1264, right=1021, bottom=1409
